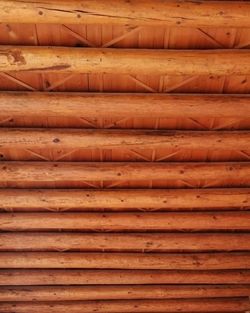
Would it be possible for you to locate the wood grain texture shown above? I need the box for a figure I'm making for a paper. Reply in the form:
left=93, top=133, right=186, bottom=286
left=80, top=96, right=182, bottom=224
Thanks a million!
left=0, top=1, right=250, bottom=307
left=0, top=298, right=249, bottom=313
left=1, top=212, right=249, bottom=231
left=0, top=285, right=249, bottom=301
left=0, top=252, right=250, bottom=269
left=0, top=47, right=250, bottom=75
left=1, top=162, right=249, bottom=183
left=1, top=269, right=250, bottom=285
left=0, top=0, right=250, bottom=27
left=0, top=128, right=250, bottom=150
left=1, top=232, right=250, bottom=252
left=1, top=92, right=250, bottom=118
left=0, top=189, right=248, bottom=211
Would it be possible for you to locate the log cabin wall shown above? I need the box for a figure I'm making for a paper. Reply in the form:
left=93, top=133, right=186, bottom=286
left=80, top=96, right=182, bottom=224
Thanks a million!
left=0, top=1, right=250, bottom=312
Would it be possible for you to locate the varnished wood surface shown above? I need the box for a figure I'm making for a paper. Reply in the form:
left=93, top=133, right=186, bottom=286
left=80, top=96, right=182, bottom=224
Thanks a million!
left=0, top=5, right=250, bottom=313
left=1, top=128, right=250, bottom=150
left=1, top=0, right=250, bottom=28
left=1, top=232, right=250, bottom=252
left=1, top=47, right=250, bottom=76
left=1, top=269, right=250, bottom=285
left=0, top=188, right=249, bottom=211
left=1, top=212, right=250, bottom=231
left=1, top=161, right=249, bottom=181
left=0, top=298, right=249, bottom=313
left=0, top=92, right=250, bottom=118
left=1, top=285, right=250, bottom=301
left=1, top=252, right=250, bottom=269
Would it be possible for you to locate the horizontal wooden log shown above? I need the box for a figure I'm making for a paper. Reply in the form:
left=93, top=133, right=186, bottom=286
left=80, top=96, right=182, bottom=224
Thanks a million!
left=1, top=212, right=249, bottom=231
left=1, top=92, right=250, bottom=119
left=1, top=0, right=250, bottom=27
left=1, top=47, right=250, bottom=76
left=0, top=298, right=249, bottom=313
left=0, top=252, right=250, bottom=269
left=1, top=128, right=249, bottom=150
left=1, top=233, right=250, bottom=252
left=0, top=189, right=249, bottom=212
left=1, top=269, right=250, bottom=285
left=1, top=162, right=249, bottom=184
left=0, top=285, right=250, bottom=301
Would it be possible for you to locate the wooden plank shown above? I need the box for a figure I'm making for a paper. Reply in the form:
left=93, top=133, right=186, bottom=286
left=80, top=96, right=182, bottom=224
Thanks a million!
left=0, top=92, right=250, bottom=118
left=0, top=212, right=249, bottom=231
left=0, top=285, right=249, bottom=301
left=0, top=189, right=249, bottom=212
left=0, top=47, right=250, bottom=76
left=1, top=232, right=250, bottom=252
left=0, top=252, right=250, bottom=269
left=0, top=1, right=250, bottom=28
left=1, top=269, right=250, bottom=285
left=0, top=298, right=249, bottom=313
left=1, top=128, right=249, bottom=150
left=1, top=162, right=249, bottom=183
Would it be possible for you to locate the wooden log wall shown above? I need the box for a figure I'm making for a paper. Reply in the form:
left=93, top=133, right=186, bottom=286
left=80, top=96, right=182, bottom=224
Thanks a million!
left=1, top=128, right=250, bottom=150
left=0, top=1, right=250, bottom=313
left=0, top=92, right=249, bottom=118
left=1, top=47, right=250, bottom=76
left=0, top=0, right=250, bottom=27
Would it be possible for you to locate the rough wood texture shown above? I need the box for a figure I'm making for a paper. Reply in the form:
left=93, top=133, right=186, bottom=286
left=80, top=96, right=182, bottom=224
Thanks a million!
left=1, top=233, right=250, bottom=252
left=0, top=1, right=250, bottom=308
left=1, top=212, right=249, bottom=231
left=0, top=298, right=249, bottom=313
left=1, top=92, right=250, bottom=118
left=0, top=128, right=250, bottom=150
left=0, top=0, right=250, bottom=27
left=1, top=162, right=249, bottom=183
left=0, top=252, right=250, bottom=269
left=1, top=269, right=250, bottom=285
left=0, top=47, right=250, bottom=76
left=0, top=189, right=248, bottom=211
left=1, top=285, right=249, bottom=301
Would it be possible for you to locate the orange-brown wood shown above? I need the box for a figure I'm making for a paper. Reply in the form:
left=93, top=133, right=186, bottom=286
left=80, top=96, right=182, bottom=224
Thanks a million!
left=1, top=47, right=250, bottom=76
left=0, top=0, right=250, bottom=28
left=1, top=212, right=249, bottom=231
left=0, top=128, right=250, bottom=150
left=1, top=232, right=250, bottom=252
left=1, top=162, right=249, bottom=183
left=0, top=285, right=249, bottom=301
left=0, top=252, right=250, bottom=269
left=0, top=92, right=250, bottom=118
left=0, top=189, right=248, bottom=212
left=0, top=0, right=250, bottom=307
left=0, top=298, right=249, bottom=313
left=1, top=269, right=249, bottom=285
